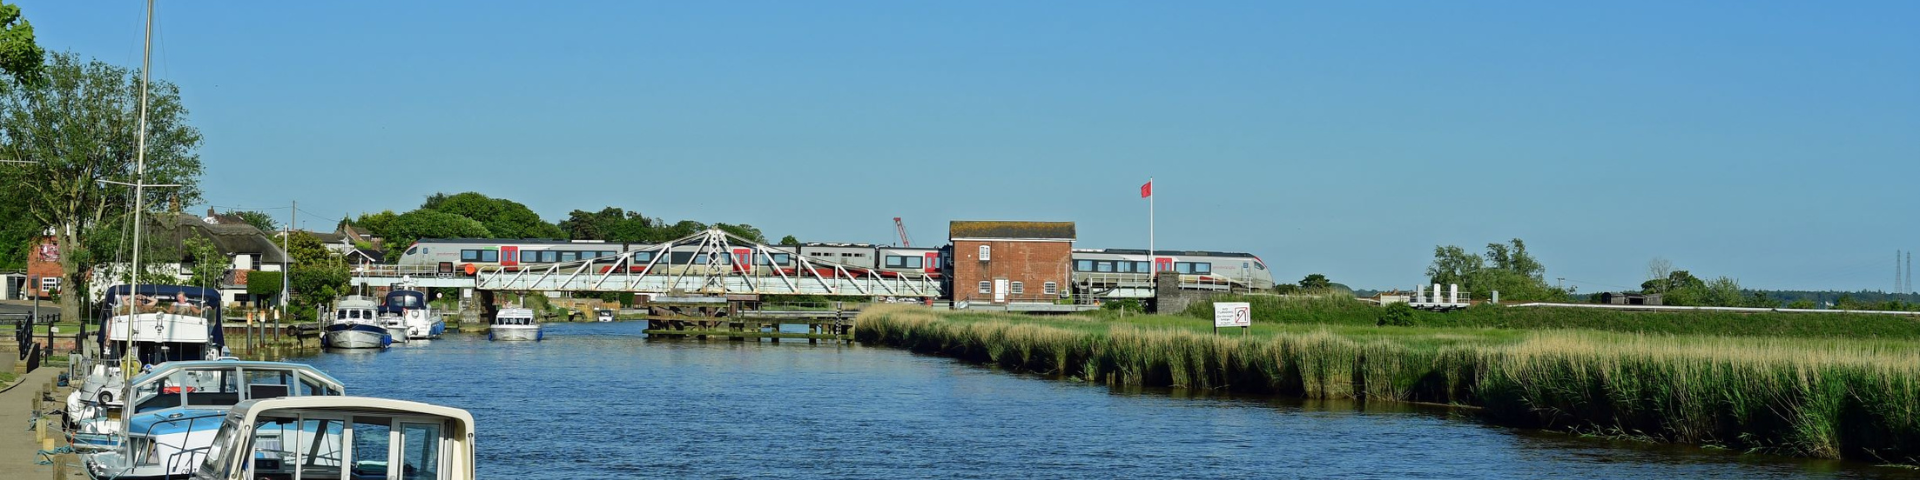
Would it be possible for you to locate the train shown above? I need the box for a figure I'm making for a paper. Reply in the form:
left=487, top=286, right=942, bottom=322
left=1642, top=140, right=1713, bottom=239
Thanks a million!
left=392, top=238, right=1274, bottom=296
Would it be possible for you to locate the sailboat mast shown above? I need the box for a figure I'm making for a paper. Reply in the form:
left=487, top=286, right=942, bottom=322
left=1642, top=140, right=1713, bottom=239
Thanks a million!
left=125, top=0, right=153, bottom=375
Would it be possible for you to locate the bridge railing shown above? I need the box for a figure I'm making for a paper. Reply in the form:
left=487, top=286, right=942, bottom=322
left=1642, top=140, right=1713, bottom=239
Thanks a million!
left=471, top=229, right=947, bottom=297
left=350, top=265, right=450, bottom=278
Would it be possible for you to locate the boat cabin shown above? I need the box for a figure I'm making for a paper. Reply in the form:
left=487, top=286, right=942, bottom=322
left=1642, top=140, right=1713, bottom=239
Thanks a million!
left=193, top=397, right=476, bottom=480
left=98, top=285, right=226, bottom=365
left=128, top=360, right=345, bottom=414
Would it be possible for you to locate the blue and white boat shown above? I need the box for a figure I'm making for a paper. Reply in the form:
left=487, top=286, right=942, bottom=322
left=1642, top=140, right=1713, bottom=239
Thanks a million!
left=489, top=307, right=542, bottom=341
left=76, top=360, right=346, bottom=479
left=322, top=296, right=392, bottom=349
left=67, top=285, right=227, bottom=442
left=382, top=289, right=445, bottom=339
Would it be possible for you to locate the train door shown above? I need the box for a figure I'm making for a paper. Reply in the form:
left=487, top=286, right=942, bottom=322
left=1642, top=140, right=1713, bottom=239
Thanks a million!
left=732, top=248, right=753, bottom=274
left=924, top=252, right=940, bottom=275
left=1154, top=257, right=1173, bottom=274
left=501, top=246, right=519, bottom=267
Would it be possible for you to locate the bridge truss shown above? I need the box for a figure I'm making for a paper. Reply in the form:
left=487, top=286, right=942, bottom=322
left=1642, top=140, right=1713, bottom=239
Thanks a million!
left=472, top=229, right=944, bottom=297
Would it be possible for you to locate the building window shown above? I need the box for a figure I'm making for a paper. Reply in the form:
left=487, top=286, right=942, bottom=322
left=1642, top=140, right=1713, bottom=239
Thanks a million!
left=978, top=281, right=991, bottom=294
left=1044, top=282, right=1058, bottom=296
left=978, top=245, right=991, bottom=261
left=1010, top=281, right=1024, bottom=295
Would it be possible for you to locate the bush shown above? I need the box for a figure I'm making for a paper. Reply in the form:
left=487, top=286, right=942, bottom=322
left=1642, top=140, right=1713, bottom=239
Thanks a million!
left=1101, top=298, right=1144, bottom=314
left=1378, top=302, right=1415, bottom=326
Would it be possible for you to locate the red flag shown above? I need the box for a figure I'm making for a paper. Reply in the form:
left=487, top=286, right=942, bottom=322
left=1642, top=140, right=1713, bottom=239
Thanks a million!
left=1140, top=180, right=1152, bottom=198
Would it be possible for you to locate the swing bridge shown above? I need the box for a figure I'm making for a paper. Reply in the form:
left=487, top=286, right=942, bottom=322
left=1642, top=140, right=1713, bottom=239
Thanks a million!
left=348, top=229, right=945, bottom=298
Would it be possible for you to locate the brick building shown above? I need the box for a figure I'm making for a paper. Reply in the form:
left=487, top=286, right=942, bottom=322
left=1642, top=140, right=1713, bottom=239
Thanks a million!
left=948, top=221, right=1074, bottom=304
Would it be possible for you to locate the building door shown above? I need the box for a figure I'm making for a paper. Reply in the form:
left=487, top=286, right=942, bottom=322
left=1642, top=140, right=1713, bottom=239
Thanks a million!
left=993, top=279, right=1008, bottom=303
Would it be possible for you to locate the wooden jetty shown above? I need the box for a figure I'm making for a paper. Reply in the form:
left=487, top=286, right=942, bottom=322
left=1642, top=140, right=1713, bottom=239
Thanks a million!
left=643, top=295, right=855, bottom=343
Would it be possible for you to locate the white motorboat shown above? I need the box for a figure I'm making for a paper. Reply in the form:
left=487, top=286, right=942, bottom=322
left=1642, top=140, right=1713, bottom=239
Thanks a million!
left=489, top=307, right=542, bottom=341
left=189, top=396, right=478, bottom=480
left=76, top=359, right=346, bottom=479
left=322, top=296, right=391, bottom=349
left=68, top=285, right=227, bottom=444
left=383, top=289, right=445, bottom=339
left=596, top=308, right=615, bottom=322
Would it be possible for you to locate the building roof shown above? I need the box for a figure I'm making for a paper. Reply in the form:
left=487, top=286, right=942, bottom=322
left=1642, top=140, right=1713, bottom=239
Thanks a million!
left=949, top=221, right=1076, bottom=240
left=148, top=214, right=291, bottom=264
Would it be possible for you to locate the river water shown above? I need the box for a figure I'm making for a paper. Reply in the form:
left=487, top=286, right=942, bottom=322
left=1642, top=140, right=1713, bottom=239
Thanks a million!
left=276, top=322, right=1918, bottom=479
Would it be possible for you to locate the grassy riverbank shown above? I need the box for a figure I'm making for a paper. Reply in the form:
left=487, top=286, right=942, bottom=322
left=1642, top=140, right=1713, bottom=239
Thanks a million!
left=854, top=305, right=1920, bottom=464
left=1185, top=295, right=1920, bottom=340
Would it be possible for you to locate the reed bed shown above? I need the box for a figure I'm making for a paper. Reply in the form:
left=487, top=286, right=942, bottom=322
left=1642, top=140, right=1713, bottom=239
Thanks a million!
left=1183, top=295, right=1920, bottom=340
left=855, top=305, right=1920, bottom=464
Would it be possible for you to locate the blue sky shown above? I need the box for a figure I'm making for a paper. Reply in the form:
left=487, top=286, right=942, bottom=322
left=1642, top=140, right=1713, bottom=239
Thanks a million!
left=17, top=1, right=1918, bottom=292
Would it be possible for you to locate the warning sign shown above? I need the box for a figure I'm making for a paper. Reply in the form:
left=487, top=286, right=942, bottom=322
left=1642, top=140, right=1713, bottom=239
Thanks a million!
left=1213, top=302, right=1251, bottom=328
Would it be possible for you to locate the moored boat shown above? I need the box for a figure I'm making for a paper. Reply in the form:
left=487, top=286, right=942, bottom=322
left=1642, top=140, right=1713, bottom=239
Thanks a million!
left=382, top=289, right=445, bottom=339
left=489, top=307, right=542, bottom=341
left=188, top=396, right=478, bottom=479
left=67, top=285, right=226, bottom=441
left=76, top=360, right=346, bottom=478
left=322, top=296, right=391, bottom=349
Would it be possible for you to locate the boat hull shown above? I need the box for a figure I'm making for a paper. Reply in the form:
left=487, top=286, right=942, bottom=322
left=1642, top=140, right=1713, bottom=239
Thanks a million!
left=490, top=325, right=542, bottom=342
left=409, top=318, right=446, bottom=339
left=322, top=324, right=391, bottom=349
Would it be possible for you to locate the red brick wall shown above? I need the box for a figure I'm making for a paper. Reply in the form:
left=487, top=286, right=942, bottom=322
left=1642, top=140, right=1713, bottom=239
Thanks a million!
left=26, top=237, right=61, bottom=299
left=950, top=239, right=1071, bottom=304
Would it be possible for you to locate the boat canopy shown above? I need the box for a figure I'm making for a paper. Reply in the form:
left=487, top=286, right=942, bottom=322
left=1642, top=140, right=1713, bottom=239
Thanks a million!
left=95, top=284, right=226, bottom=359
left=380, top=290, right=428, bottom=315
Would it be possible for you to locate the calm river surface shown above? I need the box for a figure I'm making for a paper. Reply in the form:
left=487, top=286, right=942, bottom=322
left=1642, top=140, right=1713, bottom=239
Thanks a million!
left=278, top=322, right=1919, bottom=479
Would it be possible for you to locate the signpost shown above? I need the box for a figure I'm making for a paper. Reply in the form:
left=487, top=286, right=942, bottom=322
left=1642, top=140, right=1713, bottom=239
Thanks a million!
left=1213, top=302, right=1251, bottom=336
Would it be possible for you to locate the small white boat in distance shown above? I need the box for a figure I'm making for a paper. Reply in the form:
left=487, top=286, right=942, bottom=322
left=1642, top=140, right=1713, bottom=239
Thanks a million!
left=490, top=307, right=542, bottom=341
left=597, top=308, right=615, bottom=322
left=323, top=296, right=391, bottom=349
left=189, top=396, right=477, bottom=480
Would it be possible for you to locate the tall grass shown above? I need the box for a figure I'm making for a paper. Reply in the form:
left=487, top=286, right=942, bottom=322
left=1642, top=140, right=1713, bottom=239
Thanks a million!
left=1185, top=295, right=1920, bottom=340
left=855, top=305, right=1920, bottom=464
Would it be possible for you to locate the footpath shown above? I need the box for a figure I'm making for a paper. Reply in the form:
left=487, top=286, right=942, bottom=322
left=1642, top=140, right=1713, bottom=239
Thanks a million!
left=0, top=366, right=81, bottom=479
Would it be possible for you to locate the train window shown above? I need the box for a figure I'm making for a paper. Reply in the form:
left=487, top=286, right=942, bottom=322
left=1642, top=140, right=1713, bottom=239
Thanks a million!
left=1194, top=263, right=1212, bottom=274
left=1010, top=282, right=1024, bottom=295
left=1116, top=262, right=1135, bottom=273
left=405, top=247, right=417, bottom=256
left=461, top=250, right=479, bottom=262
left=978, top=281, right=991, bottom=294
left=635, top=252, right=654, bottom=262
left=1133, top=261, right=1150, bottom=273
left=1044, top=282, right=1058, bottom=296
left=480, top=250, right=499, bottom=262
left=1176, top=262, right=1196, bottom=274
left=885, top=256, right=907, bottom=268
left=559, top=252, right=578, bottom=262
left=1254, top=261, right=1266, bottom=270
left=773, top=253, right=791, bottom=265
left=1075, top=260, right=1093, bottom=272
left=541, top=251, right=559, bottom=263
left=904, top=257, right=922, bottom=269
left=1095, top=262, right=1113, bottom=273
left=504, top=250, right=518, bottom=263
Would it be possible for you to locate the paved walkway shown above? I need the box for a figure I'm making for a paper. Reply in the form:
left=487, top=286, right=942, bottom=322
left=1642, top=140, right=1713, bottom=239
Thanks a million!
left=0, top=366, right=76, bottom=479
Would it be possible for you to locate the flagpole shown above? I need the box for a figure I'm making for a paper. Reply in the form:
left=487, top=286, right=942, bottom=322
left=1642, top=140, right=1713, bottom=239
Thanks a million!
left=1148, top=176, right=1154, bottom=272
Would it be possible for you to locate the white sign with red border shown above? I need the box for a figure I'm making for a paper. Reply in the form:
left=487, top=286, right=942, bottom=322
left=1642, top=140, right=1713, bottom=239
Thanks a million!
left=1213, top=302, right=1251, bottom=328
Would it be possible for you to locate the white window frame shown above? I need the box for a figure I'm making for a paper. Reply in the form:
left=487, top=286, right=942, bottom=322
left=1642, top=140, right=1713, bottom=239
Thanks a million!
left=1044, top=282, right=1058, bottom=296
left=1011, top=281, right=1024, bottom=295
left=978, top=245, right=991, bottom=261
left=978, top=281, right=991, bottom=294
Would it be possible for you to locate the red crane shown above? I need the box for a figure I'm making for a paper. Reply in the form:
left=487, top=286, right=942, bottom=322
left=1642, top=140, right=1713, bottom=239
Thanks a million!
left=893, top=217, right=912, bottom=247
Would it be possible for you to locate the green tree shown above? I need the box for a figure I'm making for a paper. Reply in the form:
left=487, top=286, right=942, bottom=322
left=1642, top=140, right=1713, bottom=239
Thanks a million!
left=420, top=192, right=562, bottom=239
left=349, top=210, right=400, bottom=241
left=713, top=223, right=766, bottom=244
left=1787, top=299, right=1816, bottom=310
left=383, top=209, right=490, bottom=250
left=0, top=2, right=43, bottom=87
left=285, top=231, right=348, bottom=318
left=182, top=236, right=226, bottom=290
left=1299, top=273, right=1331, bottom=291
left=0, top=52, right=204, bottom=325
left=1426, top=239, right=1565, bottom=301
left=1425, top=245, right=1483, bottom=287
left=226, top=210, right=277, bottom=233
left=778, top=235, right=799, bottom=246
